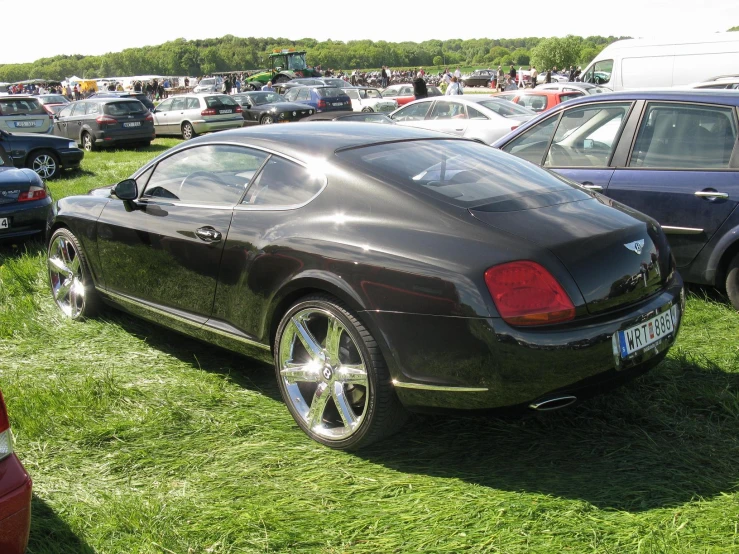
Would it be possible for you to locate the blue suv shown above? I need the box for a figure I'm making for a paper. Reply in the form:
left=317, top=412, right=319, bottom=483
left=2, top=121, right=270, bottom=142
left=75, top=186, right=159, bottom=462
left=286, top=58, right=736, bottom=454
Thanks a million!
left=493, top=90, right=739, bottom=310
left=283, top=86, right=352, bottom=113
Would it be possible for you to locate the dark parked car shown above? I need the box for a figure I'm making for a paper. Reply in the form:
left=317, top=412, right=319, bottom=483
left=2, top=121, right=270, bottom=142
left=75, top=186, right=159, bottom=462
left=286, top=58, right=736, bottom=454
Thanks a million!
left=47, top=124, right=683, bottom=449
left=53, top=98, right=155, bottom=151
left=0, top=146, right=52, bottom=241
left=282, top=86, right=352, bottom=113
left=0, top=128, right=83, bottom=180
left=232, top=91, right=314, bottom=125
left=463, top=69, right=497, bottom=88
left=493, top=90, right=739, bottom=310
left=300, top=111, right=394, bottom=123
left=88, top=91, right=156, bottom=111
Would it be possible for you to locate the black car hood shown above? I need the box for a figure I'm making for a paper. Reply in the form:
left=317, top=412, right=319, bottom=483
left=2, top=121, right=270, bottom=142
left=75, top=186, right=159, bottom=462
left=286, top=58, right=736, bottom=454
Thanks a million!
left=4, top=132, right=72, bottom=146
left=254, top=102, right=314, bottom=112
left=470, top=194, right=671, bottom=314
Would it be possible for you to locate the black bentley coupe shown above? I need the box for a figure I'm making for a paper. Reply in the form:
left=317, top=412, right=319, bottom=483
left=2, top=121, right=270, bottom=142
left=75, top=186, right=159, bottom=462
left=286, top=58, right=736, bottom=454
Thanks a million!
left=46, top=124, right=684, bottom=449
left=232, top=91, right=315, bottom=125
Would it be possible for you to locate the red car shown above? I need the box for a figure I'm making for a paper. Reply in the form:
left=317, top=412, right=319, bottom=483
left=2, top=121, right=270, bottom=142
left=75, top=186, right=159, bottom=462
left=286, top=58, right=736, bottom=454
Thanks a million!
left=380, top=84, right=443, bottom=106
left=492, top=89, right=584, bottom=113
left=0, top=390, right=31, bottom=554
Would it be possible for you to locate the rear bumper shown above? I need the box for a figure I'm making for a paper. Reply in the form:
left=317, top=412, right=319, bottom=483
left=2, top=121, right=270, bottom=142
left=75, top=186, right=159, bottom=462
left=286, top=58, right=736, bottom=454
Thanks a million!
left=0, top=197, right=52, bottom=241
left=191, top=117, right=245, bottom=134
left=93, top=128, right=156, bottom=146
left=0, top=454, right=32, bottom=554
left=365, top=274, right=684, bottom=411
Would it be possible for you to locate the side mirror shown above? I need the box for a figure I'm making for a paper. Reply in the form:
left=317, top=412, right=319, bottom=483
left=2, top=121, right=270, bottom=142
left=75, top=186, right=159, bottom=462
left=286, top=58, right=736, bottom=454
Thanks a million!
left=113, top=179, right=138, bottom=201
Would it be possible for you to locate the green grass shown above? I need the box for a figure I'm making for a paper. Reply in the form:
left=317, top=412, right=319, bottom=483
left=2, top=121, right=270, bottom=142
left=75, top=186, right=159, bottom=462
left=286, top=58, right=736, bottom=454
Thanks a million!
left=1, top=142, right=739, bottom=553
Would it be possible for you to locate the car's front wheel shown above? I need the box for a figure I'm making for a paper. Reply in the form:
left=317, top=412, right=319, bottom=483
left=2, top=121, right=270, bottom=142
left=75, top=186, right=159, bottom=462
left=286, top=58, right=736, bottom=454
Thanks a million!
left=181, top=122, right=196, bottom=140
left=27, top=150, right=60, bottom=180
left=47, top=228, right=99, bottom=320
left=260, top=114, right=274, bottom=125
left=274, top=294, right=407, bottom=450
left=361, top=106, right=373, bottom=113
left=726, top=253, right=739, bottom=311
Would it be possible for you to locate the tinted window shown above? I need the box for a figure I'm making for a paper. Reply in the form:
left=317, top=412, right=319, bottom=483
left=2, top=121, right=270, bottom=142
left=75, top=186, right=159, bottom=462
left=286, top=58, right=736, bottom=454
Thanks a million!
left=205, top=95, right=238, bottom=107
left=315, top=87, right=344, bottom=98
left=143, top=145, right=269, bottom=205
left=104, top=101, right=145, bottom=115
left=629, top=103, right=738, bottom=169
left=242, top=157, right=324, bottom=207
left=544, top=102, right=630, bottom=167
left=501, top=115, right=558, bottom=164
left=0, top=98, right=44, bottom=115
left=467, top=106, right=488, bottom=120
left=337, top=139, right=584, bottom=208
left=392, top=102, right=431, bottom=122
left=247, top=92, right=283, bottom=105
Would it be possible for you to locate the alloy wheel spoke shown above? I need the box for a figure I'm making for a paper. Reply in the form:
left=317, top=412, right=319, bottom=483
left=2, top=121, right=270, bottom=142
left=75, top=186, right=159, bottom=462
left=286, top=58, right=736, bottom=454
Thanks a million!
left=281, top=362, right=322, bottom=384
left=55, top=279, right=72, bottom=301
left=307, top=382, right=330, bottom=429
left=48, top=257, right=71, bottom=276
left=324, top=315, right=343, bottom=363
left=332, top=382, right=358, bottom=428
left=336, top=364, right=368, bottom=386
left=291, top=317, right=323, bottom=359
left=68, top=254, right=81, bottom=275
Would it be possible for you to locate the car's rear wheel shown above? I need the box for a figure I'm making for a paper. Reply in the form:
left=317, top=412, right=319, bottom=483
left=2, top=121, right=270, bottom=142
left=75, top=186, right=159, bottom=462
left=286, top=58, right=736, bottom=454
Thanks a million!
left=274, top=294, right=407, bottom=450
left=181, top=122, right=196, bottom=140
left=81, top=132, right=95, bottom=152
left=726, top=253, right=739, bottom=311
left=260, top=114, right=274, bottom=125
left=361, top=107, right=373, bottom=113
left=27, top=150, right=60, bottom=180
left=47, top=228, right=99, bottom=320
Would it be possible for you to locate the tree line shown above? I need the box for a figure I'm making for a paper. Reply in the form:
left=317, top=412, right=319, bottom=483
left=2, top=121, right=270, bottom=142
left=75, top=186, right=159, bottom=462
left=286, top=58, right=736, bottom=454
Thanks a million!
left=0, top=34, right=641, bottom=83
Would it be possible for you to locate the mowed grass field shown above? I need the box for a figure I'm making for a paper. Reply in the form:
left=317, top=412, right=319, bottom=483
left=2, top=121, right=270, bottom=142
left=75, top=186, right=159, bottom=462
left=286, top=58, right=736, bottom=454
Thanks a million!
left=1, top=139, right=739, bottom=554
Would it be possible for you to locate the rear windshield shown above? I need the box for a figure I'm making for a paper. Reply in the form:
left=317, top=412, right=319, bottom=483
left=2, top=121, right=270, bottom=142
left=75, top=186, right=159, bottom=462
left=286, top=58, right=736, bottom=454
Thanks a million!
left=205, top=95, right=238, bottom=107
left=0, top=98, right=45, bottom=116
left=316, top=87, right=345, bottom=98
left=104, top=101, right=146, bottom=115
left=40, top=95, right=68, bottom=105
left=475, top=99, right=533, bottom=117
left=336, top=139, right=582, bottom=208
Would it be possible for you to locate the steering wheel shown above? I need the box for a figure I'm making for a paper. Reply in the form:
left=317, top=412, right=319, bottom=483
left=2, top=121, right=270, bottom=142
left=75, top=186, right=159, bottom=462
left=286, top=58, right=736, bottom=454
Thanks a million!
left=548, top=144, right=574, bottom=166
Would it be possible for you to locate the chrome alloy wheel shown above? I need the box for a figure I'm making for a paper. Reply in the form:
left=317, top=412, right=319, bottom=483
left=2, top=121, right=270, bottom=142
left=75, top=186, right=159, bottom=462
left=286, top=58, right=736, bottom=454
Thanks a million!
left=279, top=308, right=369, bottom=441
left=48, top=235, right=86, bottom=318
left=31, top=154, right=57, bottom=179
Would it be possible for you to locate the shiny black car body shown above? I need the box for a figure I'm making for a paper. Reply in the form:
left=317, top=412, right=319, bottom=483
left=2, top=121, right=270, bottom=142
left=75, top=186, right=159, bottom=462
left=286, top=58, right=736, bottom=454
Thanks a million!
left=300, top=111, right=393, bottom=123
left=0, top=147, right=52, bottom=241
left=463, top=69, right=497, bottom=88
left=232, top=92, right=315, bottom=125
left=47, top=124, right=684, bottom=449
left=0, top=129, right=83, bottom=180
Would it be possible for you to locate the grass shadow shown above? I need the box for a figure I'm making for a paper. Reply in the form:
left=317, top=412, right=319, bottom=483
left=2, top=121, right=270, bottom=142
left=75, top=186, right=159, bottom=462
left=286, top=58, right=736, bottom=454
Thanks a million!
left=358, top=355, right=739, bottom=512
left=56, top=168, right=96, bottom=181
left=0, top=239, right=45, bottom=257
left=28, top=495, right=96, bottom=554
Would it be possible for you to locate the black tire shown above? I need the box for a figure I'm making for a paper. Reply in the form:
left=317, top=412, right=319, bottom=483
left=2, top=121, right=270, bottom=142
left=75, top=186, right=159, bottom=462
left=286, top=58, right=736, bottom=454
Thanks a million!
left=726, top=253, right=739, bottom=311
left=274, top=294, right=408, bottom=450
left=26, top=150, right=61, bottom=180
left=181, top=122, right=196, bottom=140
left=81, top=132, right=95, bottom=152
left=260, top=114, right=274, bottom=125
left=47, top=228, right=99, bottom=320
left=361, top=106, right=374, bottom=113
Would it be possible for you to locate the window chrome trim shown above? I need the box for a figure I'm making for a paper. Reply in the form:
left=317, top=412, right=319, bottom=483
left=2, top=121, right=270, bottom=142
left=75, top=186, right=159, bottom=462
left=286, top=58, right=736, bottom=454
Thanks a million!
left=392, top=379, right=488, bottom=393
left=662, top=226, right=704, bottom=235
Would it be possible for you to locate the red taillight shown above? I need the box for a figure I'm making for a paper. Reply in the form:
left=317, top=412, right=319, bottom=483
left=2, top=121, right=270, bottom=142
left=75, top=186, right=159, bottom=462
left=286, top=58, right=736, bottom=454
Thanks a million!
left=0, top=391, right=12, bottom=460
left=18, top=185, right=47, bottom=202
left=484, top=261, right=575, bottom=326
left=0, top=391, right=9, bottom=434
left=96, top=115, right=117, bottom=125
left=317, top=99, right=326, bottom=109
left=201, top=108, right=217, bottom=116
left=235, top=106, right=242, bottom=113
left=144, top=112, right=153, bottom=122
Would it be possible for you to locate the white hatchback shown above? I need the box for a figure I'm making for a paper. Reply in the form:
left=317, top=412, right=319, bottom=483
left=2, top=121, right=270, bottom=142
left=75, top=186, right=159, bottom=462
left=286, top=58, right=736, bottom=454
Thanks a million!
left=0, top=96, right=53, bottom=134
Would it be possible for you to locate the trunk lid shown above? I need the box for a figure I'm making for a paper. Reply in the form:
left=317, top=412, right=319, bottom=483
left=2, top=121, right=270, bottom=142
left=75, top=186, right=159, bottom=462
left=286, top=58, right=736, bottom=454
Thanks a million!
left=470, top=192, right=671, bottom=314
left=0, top=167, right=36, bottom=205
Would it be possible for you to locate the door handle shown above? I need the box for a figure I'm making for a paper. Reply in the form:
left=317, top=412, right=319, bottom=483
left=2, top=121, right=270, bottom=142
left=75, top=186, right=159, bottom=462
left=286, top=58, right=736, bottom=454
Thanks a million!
left=694, top=190, right=728, bottom=199
left=581, top=182, right=603, bottom=192
left=196, top=227, right=222, bottom=242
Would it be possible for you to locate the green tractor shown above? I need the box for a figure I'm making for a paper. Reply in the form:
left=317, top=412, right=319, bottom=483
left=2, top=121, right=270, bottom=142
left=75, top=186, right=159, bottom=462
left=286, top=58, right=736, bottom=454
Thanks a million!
left=245, top=50, right=322, bottom=90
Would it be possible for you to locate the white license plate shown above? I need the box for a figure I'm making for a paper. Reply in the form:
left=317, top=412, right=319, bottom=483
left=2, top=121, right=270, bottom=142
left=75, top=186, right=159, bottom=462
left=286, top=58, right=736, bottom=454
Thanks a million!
left=124, top=122, right=141, bottom=127
left=220, top=110, right=233, bottom=114
left=332, top=102, right=344, bottom=106
left=0, top=218, right=9, bottom=229
left=15, top=121, right=37, bottom=127
left=617, top=305, right=678, bottom=358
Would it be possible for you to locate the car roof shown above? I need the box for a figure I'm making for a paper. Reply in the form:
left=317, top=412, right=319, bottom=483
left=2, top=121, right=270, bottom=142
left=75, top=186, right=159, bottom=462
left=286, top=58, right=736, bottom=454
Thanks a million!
left=185, top=122, right=456, bottom=160
left=560, top=89, right=739, bottom=106
left=1, top=95, right=37, bottom=100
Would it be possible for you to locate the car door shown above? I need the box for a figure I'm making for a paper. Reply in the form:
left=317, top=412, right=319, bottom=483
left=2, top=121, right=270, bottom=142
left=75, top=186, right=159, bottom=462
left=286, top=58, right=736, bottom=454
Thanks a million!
left=540, top=101, right=634, bottom=193
left=152, top=98, right=173, bottom=134
left=390, top=101, right=433, bottom=129
left=425, top=100, right=468, bottom=136
left=344, top=89, right=360, bottom=111
left=68, top=102, right=88, bottom=142
left=168, top=97, right=188, bottom=134
left=96, top=144, right=270, bottom=320
left=54, top=104, right=74, bottom=139
left=606, top=101, right=739, bottom=268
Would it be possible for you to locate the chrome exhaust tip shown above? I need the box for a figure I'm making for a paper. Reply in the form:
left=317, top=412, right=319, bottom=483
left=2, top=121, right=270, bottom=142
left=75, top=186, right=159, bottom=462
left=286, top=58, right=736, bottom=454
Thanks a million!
left=528, top=395, right=578, bottom=411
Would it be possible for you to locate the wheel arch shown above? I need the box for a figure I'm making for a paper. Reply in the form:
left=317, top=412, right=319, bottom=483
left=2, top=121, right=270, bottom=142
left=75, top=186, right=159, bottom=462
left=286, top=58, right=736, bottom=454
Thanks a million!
left=716, top=234, right=739, bottom=290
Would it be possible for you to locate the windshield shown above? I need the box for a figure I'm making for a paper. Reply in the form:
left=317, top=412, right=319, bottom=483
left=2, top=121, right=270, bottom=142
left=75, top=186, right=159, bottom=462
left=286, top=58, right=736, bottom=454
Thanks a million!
left=476, top=99, right=534, bottom=117
left=246, top=92, right=283, bottom=105
left=336, top=139, right=580, bottom=208
left=287, top=53, right=308, bottom=71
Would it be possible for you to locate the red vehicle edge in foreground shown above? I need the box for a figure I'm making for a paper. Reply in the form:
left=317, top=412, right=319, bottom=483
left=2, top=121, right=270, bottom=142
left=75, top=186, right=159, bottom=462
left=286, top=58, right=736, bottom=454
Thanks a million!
left=0, top=390, right=32, bottom=554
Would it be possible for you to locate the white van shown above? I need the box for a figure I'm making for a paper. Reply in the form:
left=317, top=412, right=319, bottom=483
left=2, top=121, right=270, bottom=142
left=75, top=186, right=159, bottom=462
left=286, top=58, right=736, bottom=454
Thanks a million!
left=581, top=33, right=739, bottom=90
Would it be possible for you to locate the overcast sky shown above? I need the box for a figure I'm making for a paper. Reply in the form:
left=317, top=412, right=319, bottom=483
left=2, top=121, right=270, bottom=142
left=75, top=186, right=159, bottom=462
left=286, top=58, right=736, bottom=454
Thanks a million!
left=2, top=0, right=737, bottom=65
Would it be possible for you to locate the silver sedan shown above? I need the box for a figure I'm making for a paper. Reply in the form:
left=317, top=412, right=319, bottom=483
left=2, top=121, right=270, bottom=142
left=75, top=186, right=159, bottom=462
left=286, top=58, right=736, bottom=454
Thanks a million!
left=388, top=96, right=535, bottom=145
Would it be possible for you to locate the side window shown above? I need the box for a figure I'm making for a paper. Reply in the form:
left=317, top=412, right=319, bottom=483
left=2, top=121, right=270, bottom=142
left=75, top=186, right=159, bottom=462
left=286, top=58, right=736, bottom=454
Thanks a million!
left=142, top=145, right=269, bottom=205
left=501, top=115, right=559, bottom=165
left=186, top=97, right=200, bottom=109
left=58, top=105, right=73, bottom=118
left=157, top=99, right=173, bottom=112
left=429, top=102, right=454, bottom=120
left=135, top=166, right=154, bottom=191
left=87, top=103, right=100, bottom=115
left=71, top=103, right=87, bottom=116
left=467, top=106, right=488, bottom=120
left=242, top=157, right=324, bottom=207
left=171, top=98, right=186, bottom=111
left=284, top=89, right=297, bottom=101
left=544, top=102, right=631, bottom=168
left=593, top=59, right=613, bottom=85
left=391, top=102, right=431, bottom=122
left=629, top=103, right=738, bottom=169
left=382, top=88, right=397, bottom=97
left=297, top=89, right=311, bottom=101
left=400, top=87, right=413, bottom=96
left=346, top=90, right=359, bottom=99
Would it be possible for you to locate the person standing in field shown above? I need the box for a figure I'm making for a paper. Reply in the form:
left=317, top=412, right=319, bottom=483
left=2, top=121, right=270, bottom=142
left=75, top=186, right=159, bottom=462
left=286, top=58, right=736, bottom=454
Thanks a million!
left=530, top=66, right=538, bottom=87
left=413, top=72, right=428, bottom=99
